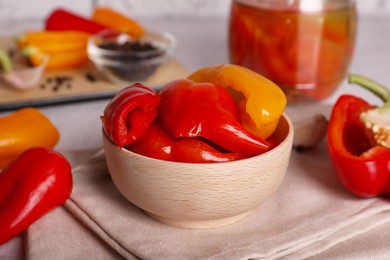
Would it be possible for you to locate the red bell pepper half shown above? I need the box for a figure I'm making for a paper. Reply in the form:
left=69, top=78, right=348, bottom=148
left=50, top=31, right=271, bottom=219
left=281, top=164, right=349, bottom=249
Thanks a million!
left=45, top=8, right=108, bottom=34
left=328, top=74, right=390, bottom=197
left=0, top=147, right=72, bottom=245
left=158, top=79, right=270, bottom=156
left=101, top=83, right=161, bottom=148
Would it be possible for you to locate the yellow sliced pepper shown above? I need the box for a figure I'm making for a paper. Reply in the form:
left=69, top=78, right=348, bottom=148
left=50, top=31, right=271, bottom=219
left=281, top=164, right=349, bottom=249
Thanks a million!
left=188, top=64, right=286, bottom=139
left=0, top=107, right=60, bottom=168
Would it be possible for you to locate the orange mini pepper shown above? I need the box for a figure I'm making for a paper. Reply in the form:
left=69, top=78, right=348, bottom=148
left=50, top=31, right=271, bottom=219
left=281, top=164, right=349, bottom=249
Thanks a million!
left=18, top=30, right=90, bottom=52
left=24, top=46, right=88, bottom=70
left=92, top=7, right=144, bottom=38
left=19, top=30, right=90, bottom=70
left=188, top=64, right=286, bottom=139
left=0, top=107, right=60, bottom=168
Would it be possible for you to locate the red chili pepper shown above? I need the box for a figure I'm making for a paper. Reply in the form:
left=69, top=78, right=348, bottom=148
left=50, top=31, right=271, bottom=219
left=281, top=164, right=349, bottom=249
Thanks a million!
left=328, top=74, right=390, bottom=197
left=45, top=8, right=107, bottom=34
left=158, top=79, right=270, bottom=156
left=0, top=147, right=72, bottom=245
left=101, top=83, right=161, bottom=148
left=128, top=120, right=244, bottom=163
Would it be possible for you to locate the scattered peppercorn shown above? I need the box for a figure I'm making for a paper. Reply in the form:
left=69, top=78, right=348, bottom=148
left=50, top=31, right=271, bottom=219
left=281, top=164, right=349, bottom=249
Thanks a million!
left=98, top=40, right=164, bottom=60
left=86, top=72, right=97, bottom=82
left=99, top=40, right=157, bottom=53
left=41, top=75, right=74, bottom=92
left=54, top=76, right=72, bottom=85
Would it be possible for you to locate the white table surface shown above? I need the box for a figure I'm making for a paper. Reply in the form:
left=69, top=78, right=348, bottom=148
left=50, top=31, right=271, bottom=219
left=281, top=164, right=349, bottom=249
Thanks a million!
left=1, top=14, right=390, bottom=258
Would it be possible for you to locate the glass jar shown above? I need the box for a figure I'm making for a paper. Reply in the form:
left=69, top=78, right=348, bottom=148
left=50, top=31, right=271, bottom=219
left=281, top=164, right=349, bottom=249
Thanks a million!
left=229, top=0, right=357, bottom=104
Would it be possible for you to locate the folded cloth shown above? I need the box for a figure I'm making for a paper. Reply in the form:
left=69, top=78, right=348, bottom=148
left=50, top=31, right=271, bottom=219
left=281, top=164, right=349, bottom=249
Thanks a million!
left=25, top=207, right=125, bottom=260
left=25, top=143, right=390, bottom=259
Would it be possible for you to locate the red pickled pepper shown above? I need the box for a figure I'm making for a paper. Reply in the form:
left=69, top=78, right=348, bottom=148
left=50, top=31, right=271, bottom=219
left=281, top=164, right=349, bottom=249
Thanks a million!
left=102, top=81, right=270, bottom=163
left=0, top=147, right=72, bottom=245
left=129, top=120, right=244, bottom=163
left=128, top=120, right=174, bottom=161
left=101, top=83, right=161, bottom=148
left=170, top=139, right=245, bottom=163
left=158, top=79, right=269, bottom=156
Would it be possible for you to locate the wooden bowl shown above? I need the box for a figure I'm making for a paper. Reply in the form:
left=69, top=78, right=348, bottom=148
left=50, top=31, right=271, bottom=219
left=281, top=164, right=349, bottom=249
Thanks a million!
left=103, top=114, right=293, bottom=229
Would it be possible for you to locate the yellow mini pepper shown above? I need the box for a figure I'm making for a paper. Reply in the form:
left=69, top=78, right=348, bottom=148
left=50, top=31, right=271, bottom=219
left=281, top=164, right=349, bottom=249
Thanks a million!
left=0, top=107, right=60, bottom=168
left=18, top=30, right=90, bottom=51
left=188, top=64, right=286, bottom=139
left=18, top=30, right=90, bottom=70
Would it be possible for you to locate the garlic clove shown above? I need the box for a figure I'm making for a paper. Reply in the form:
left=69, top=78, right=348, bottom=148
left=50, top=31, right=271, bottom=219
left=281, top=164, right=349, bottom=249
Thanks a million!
left=2, top=56, right=48, bottom=90
left=293, top=114, right=328, bottom=152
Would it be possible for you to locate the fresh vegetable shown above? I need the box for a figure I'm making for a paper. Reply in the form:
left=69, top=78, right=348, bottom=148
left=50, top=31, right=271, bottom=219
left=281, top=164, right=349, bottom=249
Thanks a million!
left=0, top=147, right=72, bottom=245
left=39, top=7, right=147, bottom=70
left=2, top=58, right=48, bottom=90
left=18, top=30, right=91, bottom=52
left=0, top=107, right=59, bottom=169
left=45, top=8, right=107, bottom=34
left=159, top=79, right=269, bottom=156
left=349, top=74, right=390, bottom=148
left=293, top=114, right=328, bottom=152
left=0, top=47, right=47, bottom=90
left=92, top=7, right=144, bottom=37
left=327, top=74, right=390, bottom=197
left=23, top=46, right=88, bottom=70
left=101, top=83, right=161, bottom=148
left=19, top=30, right=90, bottom=70
left=188, top=64, right=286, bottom=139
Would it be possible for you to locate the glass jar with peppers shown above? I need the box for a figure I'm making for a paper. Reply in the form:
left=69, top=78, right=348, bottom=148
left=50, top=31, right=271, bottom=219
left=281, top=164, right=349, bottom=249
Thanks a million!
left=229, top=0, right=357, bottom=104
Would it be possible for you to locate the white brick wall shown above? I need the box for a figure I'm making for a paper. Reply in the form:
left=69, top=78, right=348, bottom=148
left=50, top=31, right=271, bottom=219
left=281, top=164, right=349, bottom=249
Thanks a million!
left=0, top=0, right=388, bottom=22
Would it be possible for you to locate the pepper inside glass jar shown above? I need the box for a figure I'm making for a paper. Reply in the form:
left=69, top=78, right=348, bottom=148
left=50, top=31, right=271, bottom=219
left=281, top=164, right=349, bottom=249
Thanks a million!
left=229, top=0, right=357, bottom=104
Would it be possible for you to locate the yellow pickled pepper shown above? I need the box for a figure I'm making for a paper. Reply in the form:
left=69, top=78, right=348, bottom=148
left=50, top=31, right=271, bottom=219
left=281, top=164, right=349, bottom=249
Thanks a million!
left=188, top=64, right=286, bottom=139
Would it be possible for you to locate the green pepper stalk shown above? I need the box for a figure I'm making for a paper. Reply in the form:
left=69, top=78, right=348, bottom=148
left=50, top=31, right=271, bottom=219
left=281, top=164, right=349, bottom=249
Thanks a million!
left=349, top=74, right=390, bottom=148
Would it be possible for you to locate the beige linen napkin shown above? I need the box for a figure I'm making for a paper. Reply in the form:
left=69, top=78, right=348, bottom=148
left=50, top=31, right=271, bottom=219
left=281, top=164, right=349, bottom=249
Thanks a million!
left=25, top=143, right=390, bottom=259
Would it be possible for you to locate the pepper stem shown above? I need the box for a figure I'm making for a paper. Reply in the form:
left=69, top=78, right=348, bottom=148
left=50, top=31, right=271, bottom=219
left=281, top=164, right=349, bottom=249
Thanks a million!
left=348, top=73, right=390, bottom=108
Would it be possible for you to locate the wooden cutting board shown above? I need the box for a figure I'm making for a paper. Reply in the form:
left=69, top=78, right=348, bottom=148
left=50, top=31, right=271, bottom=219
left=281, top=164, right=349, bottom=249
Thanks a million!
left=0, top=37, right=189, bottom=111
